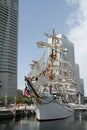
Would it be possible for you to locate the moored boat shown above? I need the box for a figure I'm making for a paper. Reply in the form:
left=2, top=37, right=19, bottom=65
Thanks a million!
left=0, top=107, right=13, bottom=120
left=25, top=29, right=77, bottom=121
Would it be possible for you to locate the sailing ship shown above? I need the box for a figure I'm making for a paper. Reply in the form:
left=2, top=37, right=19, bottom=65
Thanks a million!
left=25, top=29, right=77, bottom=121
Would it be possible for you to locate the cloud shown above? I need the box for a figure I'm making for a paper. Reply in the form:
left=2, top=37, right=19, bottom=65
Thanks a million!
left=66, top=0, right=87, bottom=96
left=65, top=0, right=79, bottom=5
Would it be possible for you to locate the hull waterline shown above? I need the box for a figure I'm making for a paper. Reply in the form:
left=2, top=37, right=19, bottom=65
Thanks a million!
left=35, top=101, right=74, bottom=121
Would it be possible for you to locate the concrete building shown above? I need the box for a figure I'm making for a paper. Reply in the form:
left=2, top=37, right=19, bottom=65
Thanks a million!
left=79, top=78, right=84, bottom=96
left=75, top=63, right=84, bottom=103
left=61, top=35, right=84, bottom=104
left=59, top=34, right=75, bottom=71
left=48, top=32, right=84, bottom=103
left=75, top=63, right=80, bottom=92
left=79, top=78, right=84, bottom=103
left=0, top=0, right=19, bottom=97
left=61, top=35, right=84, bottom=103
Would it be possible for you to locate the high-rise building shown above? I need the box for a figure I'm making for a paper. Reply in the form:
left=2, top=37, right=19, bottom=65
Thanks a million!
left=75, top=63, right=84, bottom=103
left=60, top=35, right=84, bottom=103
left=58, top=34, right=75, bottom=71
left=48, top=32, right=84, bottom=103
left=0, top=0, right=18, bottom=97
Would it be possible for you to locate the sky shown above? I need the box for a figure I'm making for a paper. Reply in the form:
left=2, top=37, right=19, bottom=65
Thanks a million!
left=18, top=0, right=87, bottom=96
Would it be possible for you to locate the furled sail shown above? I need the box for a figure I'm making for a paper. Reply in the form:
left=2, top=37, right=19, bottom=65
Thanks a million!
left=29, top=51, right=46, bottom=77
left=25, top=29, right=78, bottom=106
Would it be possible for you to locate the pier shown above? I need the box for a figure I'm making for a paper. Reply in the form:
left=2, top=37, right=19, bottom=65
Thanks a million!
left=0, top=104, right=36, bottom=120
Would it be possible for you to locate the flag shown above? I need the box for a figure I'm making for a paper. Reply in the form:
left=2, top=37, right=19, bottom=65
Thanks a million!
left=25, top=90, right=30, bottom=97
left=25, top=83, right=32, bottom=97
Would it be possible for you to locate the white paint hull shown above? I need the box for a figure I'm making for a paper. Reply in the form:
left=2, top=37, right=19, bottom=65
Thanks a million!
left=35, top=101, right=74, bottom=121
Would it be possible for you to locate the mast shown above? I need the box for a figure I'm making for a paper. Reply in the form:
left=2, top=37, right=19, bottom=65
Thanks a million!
left=48, top=29, right=56, bottom=80
left=25, top=29, right=77, bottom=102
left=52, top=28, right=55, bottom=56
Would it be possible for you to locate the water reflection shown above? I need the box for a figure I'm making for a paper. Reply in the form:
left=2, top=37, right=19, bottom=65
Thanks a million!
left=0, top=119, right=15, bottom=130
left=75, top=111, right=87, bottom=121
left=15, top=116, right=39, bottom=130
left=0, top=112, right=87, bottom=130
left=38, top=116, right=75, bottom=130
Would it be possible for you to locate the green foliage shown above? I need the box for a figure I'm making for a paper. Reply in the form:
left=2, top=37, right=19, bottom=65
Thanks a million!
left=7, top=96, right=14, bottom=104
left=0, top=96, right=33, bottom=105
left=0, top=96, right=4, bottom=102
left=16, top=96, right=33, bottom=104
left=23, top=97, right=33, bottom=105
left=16, top=96, right=23, bottom=103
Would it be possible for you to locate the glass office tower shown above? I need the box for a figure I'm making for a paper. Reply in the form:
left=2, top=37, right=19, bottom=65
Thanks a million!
left=48, top=33, right=84, bottom=103
left=0, top=0, right=18, bottom=97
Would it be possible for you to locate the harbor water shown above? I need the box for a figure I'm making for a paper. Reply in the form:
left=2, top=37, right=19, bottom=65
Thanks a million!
left=0, top=111, right=87, bottom=130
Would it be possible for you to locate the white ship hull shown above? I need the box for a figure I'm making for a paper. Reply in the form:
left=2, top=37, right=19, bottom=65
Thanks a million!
left=25, top=30, right=77, bottom=122
left=35, top=101, right=74, bottom=121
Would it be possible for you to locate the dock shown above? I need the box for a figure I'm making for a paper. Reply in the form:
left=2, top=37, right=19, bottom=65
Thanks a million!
left=71, top=104, right=87, bottom=111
